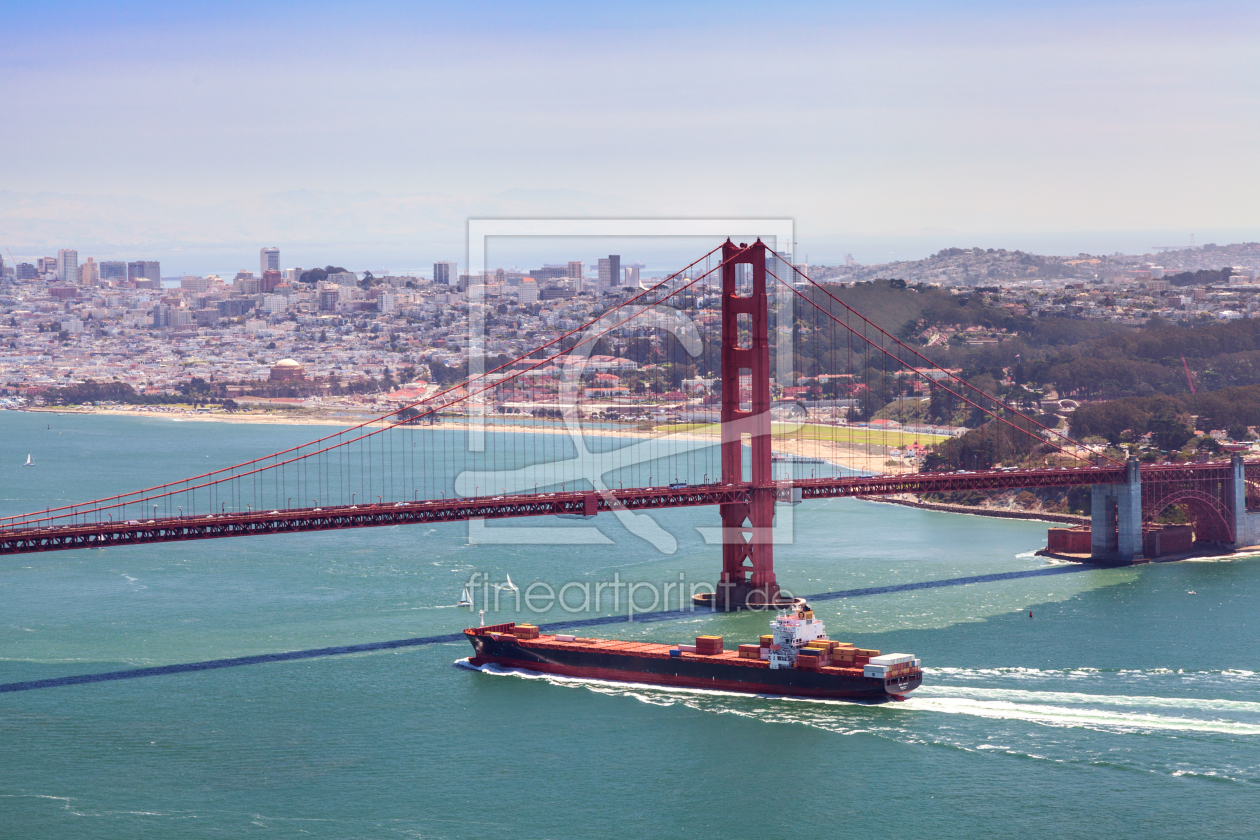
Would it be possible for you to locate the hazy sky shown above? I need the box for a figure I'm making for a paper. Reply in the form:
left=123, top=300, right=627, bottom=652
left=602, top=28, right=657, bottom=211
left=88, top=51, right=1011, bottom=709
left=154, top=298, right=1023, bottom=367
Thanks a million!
left=3, top=0, right=1258, bottom=270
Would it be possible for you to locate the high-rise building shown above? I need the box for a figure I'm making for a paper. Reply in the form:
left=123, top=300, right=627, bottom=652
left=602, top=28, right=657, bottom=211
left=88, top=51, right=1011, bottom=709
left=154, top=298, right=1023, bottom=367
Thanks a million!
left=100, top=261, right=127, bottom=283
left=79, top=257, right=98, bottom=286
left=56, top=249, right=79, bottom=285
left=623, top=266, right=640, bottom=288
left=38, top=257, right=57, bottom=275
left=567, top=261, right=584, bottom=293
left=598, top=255, right=621, bottom=289
left=433, top=261, right=458, bottom=286
left=129, top=261, right=161, bottom=287
left=260, top=247, right=280, bottom=276
left=518, top=278, right=539, bottom=303
left=261, top=270, right=282, bottom=293
left=15, top=263, right=38, bottom=280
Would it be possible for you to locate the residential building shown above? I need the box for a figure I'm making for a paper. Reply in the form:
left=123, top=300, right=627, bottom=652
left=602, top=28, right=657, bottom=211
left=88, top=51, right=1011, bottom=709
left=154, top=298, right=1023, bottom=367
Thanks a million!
left=79, top=257, right=98, bottom=286
left=57, top=249, right=79, bottom=285
left=152, top=304, right=174, bottom=328
left=181, top=275, right=211, bottom=294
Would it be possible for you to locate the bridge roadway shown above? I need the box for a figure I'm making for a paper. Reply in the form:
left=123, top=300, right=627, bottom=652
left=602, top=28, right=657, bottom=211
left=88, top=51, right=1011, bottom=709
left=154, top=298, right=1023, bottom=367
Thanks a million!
left=1, top=463, right=1175, bottom=556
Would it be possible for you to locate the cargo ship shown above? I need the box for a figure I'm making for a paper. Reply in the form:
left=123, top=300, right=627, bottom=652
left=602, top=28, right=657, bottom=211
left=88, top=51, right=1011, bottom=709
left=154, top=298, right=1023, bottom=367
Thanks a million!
left=464, top=605, right=922, bottom=701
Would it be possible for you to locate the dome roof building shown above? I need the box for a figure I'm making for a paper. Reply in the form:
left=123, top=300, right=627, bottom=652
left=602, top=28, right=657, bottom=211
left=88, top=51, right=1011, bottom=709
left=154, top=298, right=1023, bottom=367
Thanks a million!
left=269, top=358, right=306, bottom=382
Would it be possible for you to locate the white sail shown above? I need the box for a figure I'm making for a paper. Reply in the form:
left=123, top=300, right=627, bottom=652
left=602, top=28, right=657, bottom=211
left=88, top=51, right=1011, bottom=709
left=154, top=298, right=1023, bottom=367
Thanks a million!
left=23, top=453, right=32, bottom=466
left=457, top=586, right=473, bottom=608
left=503, top=573, right=518, bottom=592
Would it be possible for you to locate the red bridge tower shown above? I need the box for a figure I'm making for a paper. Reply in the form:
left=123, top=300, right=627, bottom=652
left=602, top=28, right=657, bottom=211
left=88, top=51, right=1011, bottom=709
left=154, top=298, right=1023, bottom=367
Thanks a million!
left=713, top=239, right=787, bottom=610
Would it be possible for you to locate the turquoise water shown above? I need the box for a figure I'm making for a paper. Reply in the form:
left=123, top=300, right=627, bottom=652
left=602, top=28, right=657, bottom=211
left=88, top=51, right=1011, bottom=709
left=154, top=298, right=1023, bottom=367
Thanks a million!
left=1, top=412, right=1258, bottom=838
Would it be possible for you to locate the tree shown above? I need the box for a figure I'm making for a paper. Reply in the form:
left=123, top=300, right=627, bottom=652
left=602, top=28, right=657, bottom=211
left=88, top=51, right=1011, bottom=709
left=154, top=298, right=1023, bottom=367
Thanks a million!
left=1149, top=410, right=1194, bottom=451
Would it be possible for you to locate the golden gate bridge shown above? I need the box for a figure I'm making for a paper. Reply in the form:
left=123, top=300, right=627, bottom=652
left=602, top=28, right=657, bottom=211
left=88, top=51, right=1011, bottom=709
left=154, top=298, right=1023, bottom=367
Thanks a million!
left=3, top=241, right=1257, bottom=608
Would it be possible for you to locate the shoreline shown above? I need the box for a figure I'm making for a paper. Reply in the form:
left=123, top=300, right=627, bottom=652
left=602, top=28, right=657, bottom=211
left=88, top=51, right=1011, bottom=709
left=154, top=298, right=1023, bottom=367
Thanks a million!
left=15, top=406, right=911, bottom=476
left=866, top=495, right=1090, bottom=525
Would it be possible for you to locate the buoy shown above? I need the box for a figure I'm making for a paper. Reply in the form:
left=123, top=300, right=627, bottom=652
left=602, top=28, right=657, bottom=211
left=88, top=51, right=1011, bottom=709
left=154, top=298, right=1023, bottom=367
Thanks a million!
left=1029, top=611, right=1033, bottom=619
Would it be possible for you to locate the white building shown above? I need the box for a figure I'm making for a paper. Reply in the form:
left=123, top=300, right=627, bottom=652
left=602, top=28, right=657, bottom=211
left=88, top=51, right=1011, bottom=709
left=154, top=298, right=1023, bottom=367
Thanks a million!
left=327, top=272, right=359, bottom=287
left=518, top=278, right=539, bottom=303
left=261, top=294, right=287, bottom=314
left=434, top=261, right=458, bottom=286
left=260, top=247, right=280, bottom=276
left=57, top=249, right=79, bottom=285
left=378, top=292, right=397, bottom=313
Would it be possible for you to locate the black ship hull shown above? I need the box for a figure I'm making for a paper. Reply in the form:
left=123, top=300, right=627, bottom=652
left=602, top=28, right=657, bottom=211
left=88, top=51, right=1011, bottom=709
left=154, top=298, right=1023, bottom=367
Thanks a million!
left=467, top=634, right=920, bottom=701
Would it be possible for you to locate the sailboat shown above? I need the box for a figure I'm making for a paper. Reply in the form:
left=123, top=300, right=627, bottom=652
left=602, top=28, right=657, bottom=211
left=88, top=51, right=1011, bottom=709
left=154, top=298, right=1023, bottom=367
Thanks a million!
left=457, top=586, right=473, bottom=608
left=22, top=453, right=32, bottom=467
left=501, top=574, right=519, bottom=594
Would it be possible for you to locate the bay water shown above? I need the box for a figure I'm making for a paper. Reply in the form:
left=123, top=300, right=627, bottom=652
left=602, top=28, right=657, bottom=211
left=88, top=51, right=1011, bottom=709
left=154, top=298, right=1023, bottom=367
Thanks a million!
left=1, top=412, right=1257, bottom=838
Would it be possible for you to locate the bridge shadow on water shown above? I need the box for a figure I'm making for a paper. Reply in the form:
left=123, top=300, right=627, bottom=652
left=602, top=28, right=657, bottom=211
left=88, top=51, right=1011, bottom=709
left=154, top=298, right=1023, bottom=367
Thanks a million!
left=0, top=565, right=1093, bottom=694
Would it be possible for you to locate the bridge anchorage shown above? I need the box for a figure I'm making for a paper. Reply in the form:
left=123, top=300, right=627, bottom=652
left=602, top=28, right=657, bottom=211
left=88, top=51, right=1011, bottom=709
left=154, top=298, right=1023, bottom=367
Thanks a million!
left=1054, top=454, right=1260, bottom=565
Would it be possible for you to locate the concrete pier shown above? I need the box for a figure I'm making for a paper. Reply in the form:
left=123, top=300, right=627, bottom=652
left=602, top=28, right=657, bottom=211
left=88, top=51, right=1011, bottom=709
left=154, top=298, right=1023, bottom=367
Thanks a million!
left=1229, top=454, right=1260, bottom=549
left=1091, top=457, right=1143, bottom=563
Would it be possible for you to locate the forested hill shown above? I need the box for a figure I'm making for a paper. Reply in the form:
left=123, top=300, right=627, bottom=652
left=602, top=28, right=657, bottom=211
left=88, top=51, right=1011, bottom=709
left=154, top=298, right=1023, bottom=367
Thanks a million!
left=794, top=280, right=1260, bottom=402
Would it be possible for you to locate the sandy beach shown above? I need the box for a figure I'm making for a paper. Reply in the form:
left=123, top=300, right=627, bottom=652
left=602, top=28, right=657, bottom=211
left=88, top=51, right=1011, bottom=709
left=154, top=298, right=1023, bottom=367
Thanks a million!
left=21, top=406, right=912, bottom=475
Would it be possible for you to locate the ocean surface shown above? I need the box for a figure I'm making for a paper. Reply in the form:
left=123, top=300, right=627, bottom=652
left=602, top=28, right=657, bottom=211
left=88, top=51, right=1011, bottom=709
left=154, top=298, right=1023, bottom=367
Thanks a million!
left=1, top=411, right=1257, bottom=838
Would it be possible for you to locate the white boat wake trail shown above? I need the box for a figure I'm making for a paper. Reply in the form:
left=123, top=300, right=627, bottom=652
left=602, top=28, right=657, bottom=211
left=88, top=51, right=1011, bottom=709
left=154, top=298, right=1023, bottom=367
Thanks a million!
left=458, top=658, right=1260, bottom=779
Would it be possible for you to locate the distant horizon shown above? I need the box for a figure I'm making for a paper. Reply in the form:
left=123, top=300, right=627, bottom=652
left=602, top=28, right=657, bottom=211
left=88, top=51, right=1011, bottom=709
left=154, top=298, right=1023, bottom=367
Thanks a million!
left=10, top=227, right=1253, bottom=280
